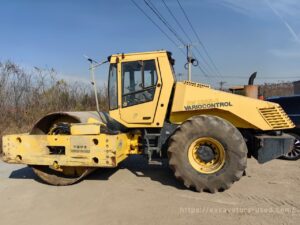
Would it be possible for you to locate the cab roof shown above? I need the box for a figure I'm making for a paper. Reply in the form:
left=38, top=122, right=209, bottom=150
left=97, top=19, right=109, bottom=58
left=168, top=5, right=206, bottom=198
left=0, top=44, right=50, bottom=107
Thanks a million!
left=108, top=50, right=175, bottom=65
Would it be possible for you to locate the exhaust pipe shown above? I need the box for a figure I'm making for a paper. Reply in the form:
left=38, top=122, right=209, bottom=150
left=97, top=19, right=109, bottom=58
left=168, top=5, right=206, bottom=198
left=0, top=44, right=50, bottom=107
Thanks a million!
left=248, top=72, right=257, bottom=85
left=245, top=72, right=258, bottom=99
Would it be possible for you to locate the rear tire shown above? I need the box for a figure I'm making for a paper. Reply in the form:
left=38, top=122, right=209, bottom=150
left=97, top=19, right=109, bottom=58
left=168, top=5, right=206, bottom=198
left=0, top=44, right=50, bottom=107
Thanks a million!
left=168, top=115, right=247, bottom=193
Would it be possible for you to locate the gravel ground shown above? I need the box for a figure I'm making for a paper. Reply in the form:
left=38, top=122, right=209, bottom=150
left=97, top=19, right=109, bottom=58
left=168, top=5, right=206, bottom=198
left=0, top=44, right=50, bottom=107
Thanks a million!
left=0, top=156, right=299, bottom=225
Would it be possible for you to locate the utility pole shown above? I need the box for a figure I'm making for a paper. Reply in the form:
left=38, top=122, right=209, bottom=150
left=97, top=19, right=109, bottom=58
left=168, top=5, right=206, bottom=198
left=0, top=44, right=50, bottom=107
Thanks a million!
left=177, top=73, right=183, bottom=81
left=219, top=81, right=226, bottom=90
left=186, top=44, right=192, bottom=81
left=181, top=43, right=198, bottom=81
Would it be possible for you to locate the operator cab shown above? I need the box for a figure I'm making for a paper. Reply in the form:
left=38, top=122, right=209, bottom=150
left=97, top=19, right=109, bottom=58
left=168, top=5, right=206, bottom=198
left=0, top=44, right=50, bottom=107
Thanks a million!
left=107, top=51, right=176, bottom=127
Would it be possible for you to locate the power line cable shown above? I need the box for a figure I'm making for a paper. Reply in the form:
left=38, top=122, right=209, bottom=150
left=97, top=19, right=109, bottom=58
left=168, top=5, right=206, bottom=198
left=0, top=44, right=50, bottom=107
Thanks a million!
left=193, top=47, right=219, bottom=76
left=161, top=0, right=193, bottom=44
left=147, top=0, right=213, bottom=78
left=144, top=0, right=186, bottom=46
left=144, top=0, right=212, bottom=79
left=176, top=0, right=223, bottom=77
left=130, top=0, right=212, bottom=81
left=161, top=0, right=216, bottom=77
left=193, top=75, right=300, bottom=79
left=130, top=0, right=185, bottom=56
left=191, top=50, right=213, bottom=77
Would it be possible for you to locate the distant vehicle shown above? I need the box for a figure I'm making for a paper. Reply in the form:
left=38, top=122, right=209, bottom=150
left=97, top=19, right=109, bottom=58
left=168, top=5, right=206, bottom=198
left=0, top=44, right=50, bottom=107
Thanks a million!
left=268, top=95, right=300, bottom=160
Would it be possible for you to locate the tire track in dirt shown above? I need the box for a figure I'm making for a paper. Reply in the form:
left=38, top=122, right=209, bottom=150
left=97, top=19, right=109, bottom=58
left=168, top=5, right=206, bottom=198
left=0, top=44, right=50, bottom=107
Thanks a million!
left=223, top=192, right=299, bottom=209
left=178, top=191, right=299, bottom=210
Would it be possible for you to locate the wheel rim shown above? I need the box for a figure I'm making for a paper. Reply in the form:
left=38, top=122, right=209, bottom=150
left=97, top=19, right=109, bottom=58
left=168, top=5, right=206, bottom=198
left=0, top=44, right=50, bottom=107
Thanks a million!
left=188, top=137, right=226, bottom=174
left=284, top=137, right=300, bottom=159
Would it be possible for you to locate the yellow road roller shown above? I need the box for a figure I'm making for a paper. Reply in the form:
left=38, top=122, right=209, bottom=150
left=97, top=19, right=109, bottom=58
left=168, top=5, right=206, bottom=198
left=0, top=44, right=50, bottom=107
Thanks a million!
left=1, top=50, right=295, bottom=192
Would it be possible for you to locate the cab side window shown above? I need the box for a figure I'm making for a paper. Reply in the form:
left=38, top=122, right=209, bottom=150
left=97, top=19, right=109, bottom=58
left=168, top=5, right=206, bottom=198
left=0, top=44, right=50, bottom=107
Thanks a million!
left=108, top=64, right=118, bottom=110
left=122, top=60, right=158, bottom=107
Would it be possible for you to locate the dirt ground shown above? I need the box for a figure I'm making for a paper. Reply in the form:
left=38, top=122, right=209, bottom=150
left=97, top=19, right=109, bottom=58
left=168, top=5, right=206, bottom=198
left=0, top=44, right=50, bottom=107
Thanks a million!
left=0, top=156, right=299, bottom=225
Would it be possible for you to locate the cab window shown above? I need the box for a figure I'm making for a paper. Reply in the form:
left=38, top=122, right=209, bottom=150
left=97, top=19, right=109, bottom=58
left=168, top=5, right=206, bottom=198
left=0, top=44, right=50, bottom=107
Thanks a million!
left=108, top=64, right=118, bottom=110
left=122, top=60, right=157, bottom=107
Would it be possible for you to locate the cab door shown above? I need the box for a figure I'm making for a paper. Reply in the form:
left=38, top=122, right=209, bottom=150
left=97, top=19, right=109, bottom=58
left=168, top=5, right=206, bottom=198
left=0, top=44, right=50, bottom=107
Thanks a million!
left=119, top=59, right=161, bottom=124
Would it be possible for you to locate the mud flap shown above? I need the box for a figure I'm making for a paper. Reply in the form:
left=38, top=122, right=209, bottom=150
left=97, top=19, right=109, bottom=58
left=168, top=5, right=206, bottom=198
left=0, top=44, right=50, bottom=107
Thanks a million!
left=253, top=134, right=295, bottom=163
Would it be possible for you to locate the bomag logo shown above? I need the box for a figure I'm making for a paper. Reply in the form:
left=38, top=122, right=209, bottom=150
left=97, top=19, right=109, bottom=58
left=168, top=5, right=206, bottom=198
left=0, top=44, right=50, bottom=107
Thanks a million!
left=184, top=101, right=233, bottom=111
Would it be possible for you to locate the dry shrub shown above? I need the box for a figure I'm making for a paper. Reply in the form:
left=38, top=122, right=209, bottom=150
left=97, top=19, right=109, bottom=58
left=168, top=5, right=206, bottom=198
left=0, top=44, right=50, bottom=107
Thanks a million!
left=259, top=82, right=294, bottom=98
left=0, top=61, right=108, bottom=139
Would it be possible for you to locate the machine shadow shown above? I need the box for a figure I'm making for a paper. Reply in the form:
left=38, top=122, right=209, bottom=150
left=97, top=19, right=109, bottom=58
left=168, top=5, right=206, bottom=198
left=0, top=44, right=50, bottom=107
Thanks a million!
left=88, top=155, right=185, bottom=190
left=117, top=155, right=186, bottom=190
left=8, top=156, right=186, bottom=190
left=9, top=166, right=36, bottom=179
left=9, top=166, right=120, bottom=184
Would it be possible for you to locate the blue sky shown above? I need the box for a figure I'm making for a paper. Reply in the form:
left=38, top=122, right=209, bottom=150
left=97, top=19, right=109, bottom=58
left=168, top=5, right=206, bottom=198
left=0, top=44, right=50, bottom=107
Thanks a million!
left=0, top=0, right=299, bottom=87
